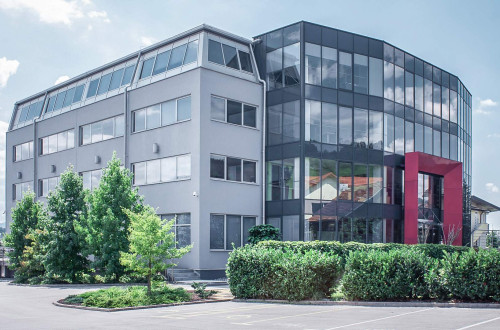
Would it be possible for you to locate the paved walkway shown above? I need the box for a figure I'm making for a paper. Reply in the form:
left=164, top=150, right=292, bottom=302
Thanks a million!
left=1, top=281, right=499, bottom=329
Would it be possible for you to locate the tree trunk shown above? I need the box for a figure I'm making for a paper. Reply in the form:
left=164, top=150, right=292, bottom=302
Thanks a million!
left=147, top=259, right=152, bottom=296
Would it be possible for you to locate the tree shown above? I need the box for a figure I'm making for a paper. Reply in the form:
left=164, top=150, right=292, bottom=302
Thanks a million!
left=44, top=166, right=88, bottom=282
left=248, top=224, right=281, bottom=244
left=4, top=191, right=47, bottom=282
left=17, top=229, right=47, bottom=284
left=79, top=153, right=142, bottom=280
left=120, top=207, right=192, bottom=295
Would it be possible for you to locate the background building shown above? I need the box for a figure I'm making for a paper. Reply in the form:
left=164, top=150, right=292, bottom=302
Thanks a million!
left=5, top=22, right=472, bottom=278
left=471, top=195, right=500, bottom=248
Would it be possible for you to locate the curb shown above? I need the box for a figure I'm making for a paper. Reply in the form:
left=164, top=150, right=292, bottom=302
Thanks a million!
left=53, top=298, right=233, bottom=312
left=233, top=299, right=500, bottom=309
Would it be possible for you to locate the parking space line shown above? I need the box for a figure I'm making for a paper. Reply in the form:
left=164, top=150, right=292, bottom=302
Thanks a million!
left=152, top=304, right=279, bottom=319
left=455, top=316, right=500, bottom=330
left=323, top=308, right=433, bottom=329
left=232, top=307, right=354, bottom=326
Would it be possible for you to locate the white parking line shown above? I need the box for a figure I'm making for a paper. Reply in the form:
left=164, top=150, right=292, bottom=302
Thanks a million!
left=455, top=316, right=500, bottom=330
left=323, top=308, right=433, bottom=329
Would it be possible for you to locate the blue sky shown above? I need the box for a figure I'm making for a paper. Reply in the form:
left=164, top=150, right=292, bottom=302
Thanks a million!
left=0, top=0, right=499, bottom=229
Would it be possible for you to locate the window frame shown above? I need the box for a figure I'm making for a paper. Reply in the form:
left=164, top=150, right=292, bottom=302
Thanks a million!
left=209, top=214, right=257, bottom=251
left=39, top=129, right=75, bottom=156
left=132, top=154, right=191, bottom=186
left=132, top=95, right=191, bottom=133
left=161, top=213, right=192, bottom=249
left=209, top=154, right=257, bottom=184
left=210, top=95, right=258, bottom=129
left=207, top=39, right=254, bottom=75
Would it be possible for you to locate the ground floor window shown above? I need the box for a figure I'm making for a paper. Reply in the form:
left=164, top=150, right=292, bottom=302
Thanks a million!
left=161, top=213, right=191, bottom=248
left=210, top=214, right=256, bottom=250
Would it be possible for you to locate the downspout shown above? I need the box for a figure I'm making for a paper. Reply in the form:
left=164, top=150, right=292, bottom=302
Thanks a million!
left=249, top=39, right=266, bottom=225
left=33, top=91, right=48, bottom=200
left=124, top=51, right=143, bottom=169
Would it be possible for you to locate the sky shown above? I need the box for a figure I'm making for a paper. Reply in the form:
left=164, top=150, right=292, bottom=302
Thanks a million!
left=0, top=0, right=499, bottom=229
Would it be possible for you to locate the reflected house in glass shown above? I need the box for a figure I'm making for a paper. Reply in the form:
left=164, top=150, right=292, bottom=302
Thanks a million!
left=5, top=22, right=472, bottom=278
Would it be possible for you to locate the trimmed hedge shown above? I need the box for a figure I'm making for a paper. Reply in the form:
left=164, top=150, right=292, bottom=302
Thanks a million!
left=226, top=245, right=342, bottom=301
left=227, top=241, right=500, bottom=302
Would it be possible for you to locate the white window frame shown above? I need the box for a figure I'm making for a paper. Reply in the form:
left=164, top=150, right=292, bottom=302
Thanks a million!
left=80, top=115, right=124, bottom=146
left=132, top=95, right=191, bottom=133
left=132, top=154, right=191, bottom=186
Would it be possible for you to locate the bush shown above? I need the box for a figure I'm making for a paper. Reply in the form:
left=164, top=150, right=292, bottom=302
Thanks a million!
left=73, top=284, right=191, bottom=308
left=341, top=249, right=437, bottom=301
left=441, top=249, right=500, bottom=302
left=247, top=225, right=280, bottom=244
left=226, top=245, right=342, bottom=301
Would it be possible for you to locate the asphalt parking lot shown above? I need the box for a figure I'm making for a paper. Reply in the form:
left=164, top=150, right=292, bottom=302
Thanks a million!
left=1, top=280, right=499, bottom=330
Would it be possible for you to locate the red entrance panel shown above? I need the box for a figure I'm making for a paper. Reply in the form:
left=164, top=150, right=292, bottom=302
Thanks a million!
left=404, top=152, right=463, bottom=245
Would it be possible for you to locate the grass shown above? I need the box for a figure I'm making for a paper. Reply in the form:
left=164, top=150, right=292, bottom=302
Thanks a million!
left=63, top=283, right=191, bottom=308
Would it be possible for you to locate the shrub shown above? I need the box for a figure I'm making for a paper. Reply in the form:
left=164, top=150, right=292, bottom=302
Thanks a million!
left=341, top=249, right=437, bottom=301
left=226, top=245, right=342, bottom=301
left=191, top=282, right=217, bottom=299
left=441, top=249, right=500, bottom=302
left=247, top=224, right=280, bottom=244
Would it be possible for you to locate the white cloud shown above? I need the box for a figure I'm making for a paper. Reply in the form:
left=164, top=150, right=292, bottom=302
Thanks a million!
left=0, top=120, right=8, bottom=226
left=140, top=36, right=158, bottom=47
left=486, top=183, right=499, bottom=193
left=488, top=133, right=500, bottom=138
left=88, top=10, right=110, bottom=23
left=0, top=57, right=20, bottom=88
left=474, top=98, right=497, bottom=115
left=0, top=0, right=110, bottom=25
left=54, top=75, right=70, bottom=85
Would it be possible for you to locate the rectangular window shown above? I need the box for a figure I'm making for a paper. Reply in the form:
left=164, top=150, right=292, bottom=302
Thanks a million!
left=442, top=132, right=450, bottom=159
left=339, top=162, right=352, bottom=201
left=415, top=75, right=424, bottom=111
left=210, top=214, right=256, bottom=250
left=384, top=114, right=394, bottom=153
left=39, top=176, right=60, bottom=197
left=140, top=57, right=155, bottom=79
left=87, top=79, right=99, bottom=98
left=433, top=83, right=441, bottom=117
left=283, top=101, right=300, bottom=143
left=133, top=154, right=191, bottom=185
left=433, top=129, right=441, bottom=157
left=133, top=95, right=191, bottom=132
left=405, top=71, right=414, bottom=107
left=353, top=164, right=368, bottom=202
left=424, top=126, right=433, bottom=154
left=354, top=108, right=368, bottom=148
left=394, top=66, right=404, bottom=104
left=97, top=72, right=112, bottom=95
left=14, top=141, right=33, bottom=162
left=353, top=54, right=368, bottom=94
left=322, top=102, right=337, bottom=144
left=109, top=68, right=124, bottom=91
left=222, top=44, right=239, bottom=70
left=383, top=61, right=394, bottom=100
left=40, top=129, right=75, bottom=155
left=369, top=111, right=383, bottom=150
left=210, top=96, right=256, bottom=128
left=338, top=106, right=352, bottom=145
left=369, top=165, right=383, bottom=203
left=369, top=57, right=383, bottom=97
left=322, top=46, right=337, bottom=89
left=415, top=123, right=424, bottom=152
left=266, top=158, right=300, bottom=201
left=208, top=40, right=225, bottom=65
left=80, top=115, right=124, bottom=146
left=305, top=43, right=321, bottom=85
left=238, top=50, right=253, bottom=73
left=152, top=50, right=171, bottom=75
left=81, top=169, right=102, bottom=190
left=210, top=154, right=256, bottom=183
left=168, top=44, right=188, bottom=70
left=121, top=65, right=135, bottom=86
left=442, top=87, right=450, bottom=121
left=305, top=100, right=321, bottom=142
left=405, top=121, right=414, bottom=153
left=424, top=78, right=433, bottom=114
left=394, top=117, right=404, bottom=155
left=338, top=52, right=352, bottom=90
left=161, top=214, right=191, bottom=248
left=13, top=181, right=33, bottom=201
left=266, top=48, right=283, bottom=90
left=283, top=43, right=300, bottom=87
left=450, top=90, right=458, bottom=123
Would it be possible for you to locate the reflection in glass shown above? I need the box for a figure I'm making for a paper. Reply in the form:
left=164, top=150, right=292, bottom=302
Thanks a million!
left=354, top=108, right=368, bottom=148
left=322, top=102, right=337, bottom=144
left=369, top=165, right=383, bottom=203
left=394, top=66, right=404, bottom=104
left=283, top=101, right=300, bottom=143
left=305, top=43, right=321, bottom=85
left=353, top=54, right=368, bottom=94
left=415, top=123, right=424, bottom=152
left=415, top=75, right=424, bottom=111
left=338, top=107, right=352, bottom=145
left=369, top=57, right=383, bottom=97
left=395, top=117, right=404, bottom=155
left=433, top=83, right=441, bottom=117
left=442, top=132, right=449, bottom=159
left=433, top=129, right=441, bottom=157
left=322, top=46, right=337, bottom=89
left=338, top=52, right=352, bottom=90
left=405, top=71, right=414, bottom=107
left=266, top=48, right=282, bottom=90
left=321, top=159, right=338, bottom=201
left=384, top=61, right=394, bottom=100
left=424, top=79, right=433, bottom=114
left=424, top=126, right=433, bottom=154
left=305, top=100, right=321, bottom=142
left=283, top=43, right=300, bottom=86
left=384, top=114, right=394, bottom=153
left=283, top=158, right=300, bottom=200
left=442, top=87, right=449, bottom=120
left=338, top=162, right=352, bottom=201
left=450, top=90, right=458, bottom=123
left=405, top=121, right=414, bottom=153
left=305, top=158, right=321, bottom=200
left=353, top=164, right=368, bottom=202
left=267, top=104, right=282, bottom=145
left=369, top=111, right=383, bottom=150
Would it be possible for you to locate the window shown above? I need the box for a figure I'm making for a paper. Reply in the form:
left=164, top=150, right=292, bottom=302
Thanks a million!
left=266, top=48, right=283, bottom=89
left=415, top=75, right=424, bottom=111
left=238, top=50, right=253, bottom=73
left=353, top=54, right=368, bottom=94
left=140, top=57, right=155, bottom=79
left=338, top=106, right=352, bottom=145
left=133, top=96, right=191, bottom=132
left=14, top=141, right=33, bottom=162
left=208, top=39, right=252, bottom=73
left=305, top=43, right=321, bottom=85
left=405, top=71, right=414, bottom=107
left=222, top=44, right=239, bottom=69
left=40, top=129, right=74, bottom=155
left=305, top=100, right=321, bottom=142
left=369, top=57, right=383, bottom=97
left=424, top=79, right=433, bottom=114
left=210, top=214, right=256, bottom=250
left=133, top=154, right=191, bottom=185
left=338, top=52, right=352, bottom=90
left=394, top=66, right=404, bottom=104
left=208, top=40, right=225, bottom=65
left=82, top=169, right=102, bottom=190
left=415, top=123, right=424, bottom=152
left=384, top=114, right=394, bottom=153
left=266, top=158, right=300, bottom=201
left=80, top=115, right=124, bottom=145
left=283, top=43, right=300, bottom=86
left=121, top=65, right=135, bottom=86
left=384, top=61, right=394, bottom=100
left=39, top=176, right=59, bottom=197
left=339, top=162, right=352, bottom=201
left=161, top=214, right=191, bottom=248
left=109, top=68, right=124, bottom=91
left=97, top=72, right=112, bottom=95
left=424, top=126, right=433, bottom=154
left=322, top=46, right=337, bottom=89
left=152, top=50, right=171, bottom=75
left=322, top=102, right=337, bottom=145
left=405, top=121, right=414, bottom=153
left=210, top=96, right=257, bottom=128
left=86, top=79, right=99, bottom=98
left=369, top=111, right=383, bottom=150
left=354, top=108, right=368, bottom=148
left=395, top=117, right=404, bottom=155
left=168, top=43, right=188, bottom=70
left=13, top=181, right=33, bottom=201
left=433, top=83, right=441, bottom=117
left=210, top=155, right=256, bottom=183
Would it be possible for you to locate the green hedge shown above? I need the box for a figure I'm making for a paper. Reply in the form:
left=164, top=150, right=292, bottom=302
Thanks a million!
left=226, top=245, right=342, bottom=301
left=227, top=241, right=500, bottom=302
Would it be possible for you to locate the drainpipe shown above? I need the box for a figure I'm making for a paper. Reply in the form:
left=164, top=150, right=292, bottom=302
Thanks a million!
left=124, top=51, right=143, bottom=169
left=33, top=92, right=48, bottom=200
left=249, top=39, right=266, bottom=225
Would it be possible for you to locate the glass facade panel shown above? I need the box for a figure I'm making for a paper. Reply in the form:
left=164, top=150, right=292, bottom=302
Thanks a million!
left=266, top=48, right=282, bottom=89
left=384, top=114, right=394, bottom=153
left=405, top=121, right=414, bottom=153
left=322, top=102, right=337, bottom=144
left=369, top=57, right=383, bottom=97
left=322, top=46, right=337, bottom=88
left=442, top=87, right=450, bottom=120
left=305, top=100, right=321, bottom=142
left=338, top=106, right=352, bottom=145
left=353, top=54, right=368, bottom=94
left=305, top=43, right=321, bottom=85
left=433, top=83, right=441, bottom=117
left=424, top=79, right=433, bottom=114
left=338, top=52, right=352, bottom=90
left=415, top=123, right=424, bottom=152
left=405, top=71, right=414, bottom=107
left=305, top=157, right=321, bottom=199
left=321, top=159, right=337, bottom=201
left=369, top=111, right=383, bottom=150
left=424, top=126, right=433, bottom=154
left=208, top=40, right=224, bottom=65
left=339, top=162, right=352, bottom=201
left=283, top=43, right=300, bottom=86
left=394, top=116, right=404, bottom=155
left=283, top=101, right=300, bottom=143
left=354, top=108, right=368, bottom=148
left=353, top=164, right=368, bottom=202
left=433, top=129, right=441, bottom=157
left=394, top=66, right=404, bottom=104
left=450, top=90, right=458, bottom=123
left=369, top=165, right=383, bottom=203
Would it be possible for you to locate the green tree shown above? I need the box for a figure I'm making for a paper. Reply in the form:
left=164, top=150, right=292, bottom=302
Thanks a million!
left=44, top=166, right=88, bottom=282
left=4, top=191, right=47, bottom=282
left=79, top=153, right=142, bottom=280
left=120, top=207, right=192, bottom=295
left=17, top=229, right=47, bottom=284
